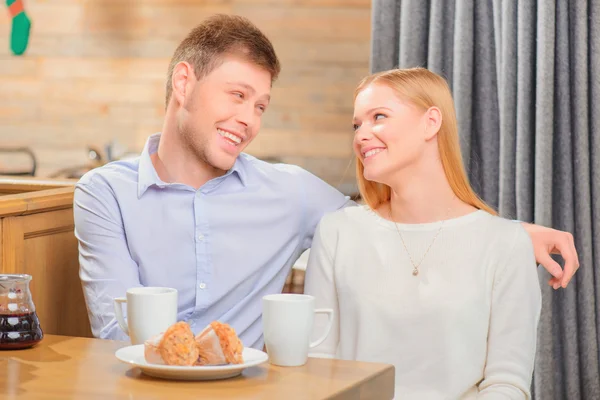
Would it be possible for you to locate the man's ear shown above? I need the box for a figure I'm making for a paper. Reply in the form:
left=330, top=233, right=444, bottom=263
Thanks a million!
left=171, top=61, right=194, bottom=106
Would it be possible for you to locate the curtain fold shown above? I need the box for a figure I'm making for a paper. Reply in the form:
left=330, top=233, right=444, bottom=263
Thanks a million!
left=370, top=1, right=600, bottom=398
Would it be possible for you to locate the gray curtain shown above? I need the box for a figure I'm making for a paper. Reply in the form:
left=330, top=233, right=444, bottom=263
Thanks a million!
left=371, top=0, right=600, bottom=399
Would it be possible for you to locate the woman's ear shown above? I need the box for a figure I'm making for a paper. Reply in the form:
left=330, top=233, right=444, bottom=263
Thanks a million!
left=424, top=106, right=443, bottom=141
left=171, top=61, right=194, bottom=106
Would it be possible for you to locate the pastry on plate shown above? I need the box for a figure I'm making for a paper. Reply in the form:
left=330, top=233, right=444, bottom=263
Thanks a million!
left=143, top=321, right=198, bottom=366
left=195, top=321, right=244, bottom=366
left=143, top=320, right=244, bottom=366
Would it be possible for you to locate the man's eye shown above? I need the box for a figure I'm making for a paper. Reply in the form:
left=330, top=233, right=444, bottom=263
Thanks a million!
left=233, top=92, right=244, bottom=99
left=353, top=124, right=360, bottom=131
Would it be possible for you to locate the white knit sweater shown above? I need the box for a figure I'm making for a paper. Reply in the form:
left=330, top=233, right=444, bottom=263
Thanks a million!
left=305, top=206, right=541, bottom=399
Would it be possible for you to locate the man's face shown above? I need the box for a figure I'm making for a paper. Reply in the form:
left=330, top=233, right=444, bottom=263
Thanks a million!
left=176, top=55, right=272, bottom=172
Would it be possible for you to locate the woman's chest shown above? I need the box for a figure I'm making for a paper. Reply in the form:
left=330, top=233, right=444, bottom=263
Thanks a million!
left=332, top=232, right=497, bottom=322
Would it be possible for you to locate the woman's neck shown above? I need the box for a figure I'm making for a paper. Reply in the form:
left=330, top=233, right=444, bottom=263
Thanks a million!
left=381, top=160, right=475, bottom=224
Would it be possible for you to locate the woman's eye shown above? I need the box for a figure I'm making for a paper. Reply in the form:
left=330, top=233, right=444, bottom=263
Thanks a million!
left=233, top=92, right=244, bottom=99
left=353, top=124, right=360, bottom=131
left=374, top=113, right=386, bottom=121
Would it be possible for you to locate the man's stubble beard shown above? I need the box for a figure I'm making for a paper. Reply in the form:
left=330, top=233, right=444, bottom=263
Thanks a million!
left=180, top=122, right=227, bottom=175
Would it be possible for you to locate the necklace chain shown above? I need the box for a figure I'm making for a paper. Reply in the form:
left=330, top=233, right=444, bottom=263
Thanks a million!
left=389, top=199, right=454, bottom=276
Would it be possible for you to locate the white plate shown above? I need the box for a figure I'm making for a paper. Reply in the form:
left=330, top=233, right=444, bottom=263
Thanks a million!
left=115, top=344, right=269, bottom=381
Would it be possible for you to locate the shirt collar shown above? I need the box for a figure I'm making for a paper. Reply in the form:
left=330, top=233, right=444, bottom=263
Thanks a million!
left=137, top=133, right=247, bottom=198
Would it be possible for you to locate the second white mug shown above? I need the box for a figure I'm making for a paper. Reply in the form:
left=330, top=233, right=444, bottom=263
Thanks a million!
left=262, top=294, right=334, bottom=367
left=113, top=287, right=178, bottom=345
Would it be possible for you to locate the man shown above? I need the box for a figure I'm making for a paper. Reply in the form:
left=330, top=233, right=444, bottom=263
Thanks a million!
left=74, top=14, right=579, bottom=349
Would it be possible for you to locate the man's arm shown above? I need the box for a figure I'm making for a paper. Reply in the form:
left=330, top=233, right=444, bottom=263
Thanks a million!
left=297, top=169, right=355, bottom=251
left=520, top=223, right=579, bottom=289
left=74, top=177, right=142, bottom=340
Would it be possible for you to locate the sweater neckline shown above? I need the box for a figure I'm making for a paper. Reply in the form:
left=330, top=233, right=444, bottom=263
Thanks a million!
left=361, top=205, right=489, bottom=232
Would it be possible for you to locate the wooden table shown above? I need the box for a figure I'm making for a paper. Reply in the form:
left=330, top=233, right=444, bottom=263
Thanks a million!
left=0, top=335, right=395, bottom=399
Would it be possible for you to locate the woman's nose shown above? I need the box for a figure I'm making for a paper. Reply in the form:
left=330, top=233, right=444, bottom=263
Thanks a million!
left=355, top=125, right=373, bottom=142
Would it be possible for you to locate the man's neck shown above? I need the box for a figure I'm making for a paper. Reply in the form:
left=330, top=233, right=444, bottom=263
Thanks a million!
left=152, top=129, right=225, bottom=190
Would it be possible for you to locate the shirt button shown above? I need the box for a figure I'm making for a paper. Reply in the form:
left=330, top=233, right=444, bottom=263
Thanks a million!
left=198, top=234, right=204, bottom=241
left=199, top=283, right=206, bottom=289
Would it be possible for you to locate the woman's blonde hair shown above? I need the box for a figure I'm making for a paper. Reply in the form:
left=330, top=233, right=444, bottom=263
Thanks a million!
left=354, top=67, right=496, bottom=215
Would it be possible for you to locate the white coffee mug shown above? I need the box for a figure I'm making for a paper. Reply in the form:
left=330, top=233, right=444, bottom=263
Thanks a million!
left=262, top=294, right=334, bottom=367
left=114, top=287, right=178, bottom=345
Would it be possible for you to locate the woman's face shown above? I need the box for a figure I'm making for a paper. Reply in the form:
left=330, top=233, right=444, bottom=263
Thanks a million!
left=353, top=83, right=433, bottom=184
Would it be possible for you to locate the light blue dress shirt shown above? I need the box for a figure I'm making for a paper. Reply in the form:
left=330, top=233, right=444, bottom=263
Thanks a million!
left=74, top=133, right=353, bottom=349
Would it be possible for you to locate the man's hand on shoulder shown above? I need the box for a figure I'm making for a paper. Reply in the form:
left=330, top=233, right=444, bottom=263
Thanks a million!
left=521, top=223, right=579, bottom=289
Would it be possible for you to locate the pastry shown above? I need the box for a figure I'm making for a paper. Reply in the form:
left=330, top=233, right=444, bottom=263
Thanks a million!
left=195, top=321, right=244, bottom=365
left=158, top=321, right=199, bottom=366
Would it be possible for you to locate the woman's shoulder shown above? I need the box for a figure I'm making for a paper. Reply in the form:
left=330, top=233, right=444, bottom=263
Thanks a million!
left=318, top=204, right=380, bottom=230
left=471, top=212, right=535, bottom=260
left=478, top=213, right=531, bottom=238
left=314, top=205, right=382, bottom=246
left=313, top=205, right=382, bottom=257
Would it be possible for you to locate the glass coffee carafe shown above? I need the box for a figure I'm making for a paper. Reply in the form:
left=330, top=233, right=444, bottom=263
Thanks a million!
left=0, top=274, right=43, bottom=350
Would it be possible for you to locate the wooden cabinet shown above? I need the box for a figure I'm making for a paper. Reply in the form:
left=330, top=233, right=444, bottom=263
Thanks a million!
left=0, top=177, right=92, bottom=338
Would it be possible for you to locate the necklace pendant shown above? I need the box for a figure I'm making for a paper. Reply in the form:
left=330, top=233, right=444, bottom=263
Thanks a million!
left=412, top=269, right=419, bottom=276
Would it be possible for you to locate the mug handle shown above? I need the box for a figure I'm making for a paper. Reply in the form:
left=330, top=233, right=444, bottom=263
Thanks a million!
left=113, top=297, right=129, bottom=336
left=309, top=308, right=334, bottom=348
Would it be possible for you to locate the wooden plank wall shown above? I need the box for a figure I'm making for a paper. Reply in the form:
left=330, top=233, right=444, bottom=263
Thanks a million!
left=0, top=0, right=371, bottom=194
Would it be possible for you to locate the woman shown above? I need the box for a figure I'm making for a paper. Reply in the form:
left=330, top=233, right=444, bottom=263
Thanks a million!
left=304, top=68, right=541, bottom=399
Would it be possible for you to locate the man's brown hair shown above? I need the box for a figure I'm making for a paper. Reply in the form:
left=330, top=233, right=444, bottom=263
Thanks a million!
left=165, top=14, right=281, bottom=107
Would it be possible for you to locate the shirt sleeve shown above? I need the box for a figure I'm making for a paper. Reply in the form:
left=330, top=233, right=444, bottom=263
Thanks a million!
left=297, top=168, right=355, bottom=250
left=73, top=176, right=142, bottom=341
left=477, top=226, right=542, bottom=399
left=303, top=216, right=340, bottom=358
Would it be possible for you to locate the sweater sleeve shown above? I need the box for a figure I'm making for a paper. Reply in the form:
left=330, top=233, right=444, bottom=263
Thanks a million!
left=477, top=226, right=542, bottom=399
left=303, top=216, right=340, bottom=358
